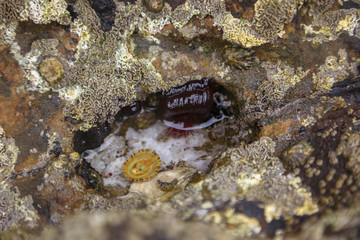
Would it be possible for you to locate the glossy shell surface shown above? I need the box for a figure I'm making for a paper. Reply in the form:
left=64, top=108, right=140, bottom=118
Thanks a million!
left=122, top=149, right=161, bottom=181
left=160, top=78, right=218, bottom=125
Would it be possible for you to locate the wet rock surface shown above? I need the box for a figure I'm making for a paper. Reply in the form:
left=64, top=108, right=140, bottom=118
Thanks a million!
left=0, top=0, right=360, bottom=239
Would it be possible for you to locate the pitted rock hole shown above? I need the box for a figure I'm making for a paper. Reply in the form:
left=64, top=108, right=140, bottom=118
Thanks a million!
left=73, top=78, right=236, bottom=189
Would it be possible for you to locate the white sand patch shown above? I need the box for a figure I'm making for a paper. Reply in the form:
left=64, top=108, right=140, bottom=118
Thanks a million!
left=83, top=121, right=211, bottom=187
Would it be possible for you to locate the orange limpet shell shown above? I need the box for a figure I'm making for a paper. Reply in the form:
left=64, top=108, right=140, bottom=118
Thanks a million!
left=122, top=149, right=161, bottom=181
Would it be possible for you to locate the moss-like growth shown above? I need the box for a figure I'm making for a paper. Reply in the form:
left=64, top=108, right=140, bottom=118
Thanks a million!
left=258, top=61, right=309, bottom=107
left=0, top=0, right=24, bottom=24
left=19, top=0, right=71, bottom=25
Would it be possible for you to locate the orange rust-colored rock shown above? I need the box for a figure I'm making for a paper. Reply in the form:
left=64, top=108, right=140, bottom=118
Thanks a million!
left=0, top=44, right=73, bottom=174
left=0, top=45, right=24, bottom=91
left=0, top=95, right=31, bottom=137
left=150, top=45, right=219, bottom=83
left=260, top=118, right=293, bottom=138
left=0, top=44, right=27, bottom=136
left=161, top=23, right=179, bottom=37
left=15, top=154, right=43, bottom=173
left=242, top=7, right=255, bottom=20
left=47, top=109, right=74, bottom=152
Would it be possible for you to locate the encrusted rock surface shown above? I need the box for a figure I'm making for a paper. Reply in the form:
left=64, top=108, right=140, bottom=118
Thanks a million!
left=0, top=0, right=360, bottom=239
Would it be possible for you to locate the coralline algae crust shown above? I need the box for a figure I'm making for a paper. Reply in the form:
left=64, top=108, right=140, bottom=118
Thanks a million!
left=0, top=183, right=39, bottom=232
left=215, top=13, right=269, bottom=48
left=3, top=0, right=354, bottom=128
left=19, top=0, right=71, bottom=25
left=303, top=9, right=360, bottom=44
left=166, top=137, right=319, bottom=224
left=0, top=127, right=19, bottom=181
left=313, top=49, right=352, bottom=92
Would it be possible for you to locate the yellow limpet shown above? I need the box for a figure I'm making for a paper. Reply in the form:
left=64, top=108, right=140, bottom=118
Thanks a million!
left=122, top=149, right=161, bottom=181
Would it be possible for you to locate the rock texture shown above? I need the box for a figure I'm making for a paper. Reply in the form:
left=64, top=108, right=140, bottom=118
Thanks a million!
left=0, top=0, right=360, bottom=239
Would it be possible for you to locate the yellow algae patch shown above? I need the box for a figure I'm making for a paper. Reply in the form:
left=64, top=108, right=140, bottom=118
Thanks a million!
left=216, top=13, right=268, bottom=48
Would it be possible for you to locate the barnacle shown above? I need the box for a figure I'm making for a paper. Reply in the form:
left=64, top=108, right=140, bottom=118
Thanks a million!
left=122, top=149, right=161, bottom=181
left=282, top=140, right=314, bottom=169
left=312, top=49, right=350, bottom=92
left=222, top=45, right=255, bottom=71
left=143, top=0, right=164, bottom=13
left=258, top=61, right=309, bottom=107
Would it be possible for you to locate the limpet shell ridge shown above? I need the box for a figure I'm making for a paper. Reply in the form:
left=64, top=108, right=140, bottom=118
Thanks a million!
left=122, top=149, right=161, bottom=181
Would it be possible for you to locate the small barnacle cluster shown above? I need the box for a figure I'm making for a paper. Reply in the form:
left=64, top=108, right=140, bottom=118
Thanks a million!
left=284, top=103, right=360, bottom=207
left=282, top=140, right=314, bottom=169
left=222, top=45, right=255, bottom=71
left=312, top=49, right=352, bottom=92
left=327, top=132, right=360, bottom=194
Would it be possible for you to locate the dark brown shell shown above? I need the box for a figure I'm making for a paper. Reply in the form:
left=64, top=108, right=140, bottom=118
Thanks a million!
left=160, top=78, right=219, bottom=125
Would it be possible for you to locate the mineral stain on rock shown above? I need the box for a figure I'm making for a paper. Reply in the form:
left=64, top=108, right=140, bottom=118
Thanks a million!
left=0, top=73, right=11, bottom=97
